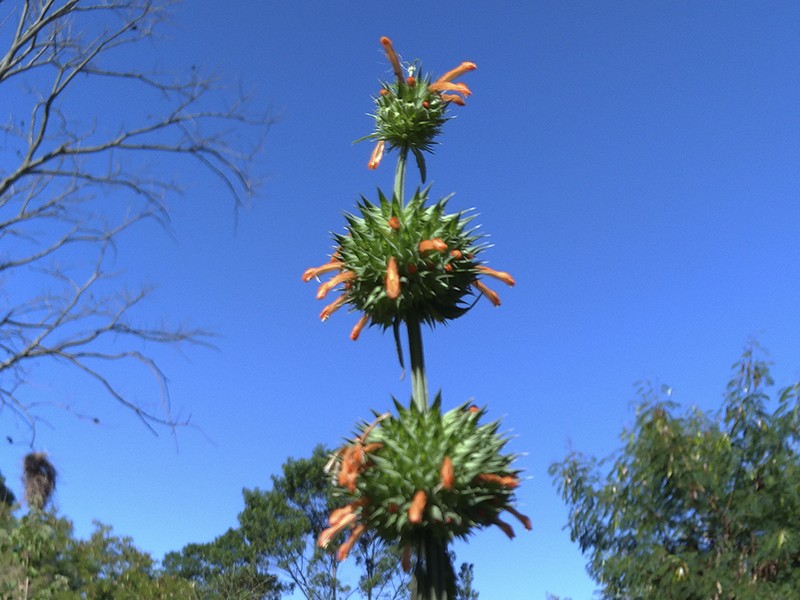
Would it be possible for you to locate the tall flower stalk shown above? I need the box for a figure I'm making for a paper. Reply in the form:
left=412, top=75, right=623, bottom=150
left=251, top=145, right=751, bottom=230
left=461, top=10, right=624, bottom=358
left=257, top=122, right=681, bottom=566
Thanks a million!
left=304, top=37, right=527, bottom=600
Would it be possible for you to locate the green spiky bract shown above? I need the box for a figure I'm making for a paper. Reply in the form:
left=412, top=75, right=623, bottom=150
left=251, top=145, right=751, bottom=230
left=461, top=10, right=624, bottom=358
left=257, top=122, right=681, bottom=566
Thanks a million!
left=349, top=396, right=519, bottom=543
left=336, top=187, right=486, bottom=329
left=356, top=66, right=450, bottom=182
left=334, top=396, right=521, bottom=600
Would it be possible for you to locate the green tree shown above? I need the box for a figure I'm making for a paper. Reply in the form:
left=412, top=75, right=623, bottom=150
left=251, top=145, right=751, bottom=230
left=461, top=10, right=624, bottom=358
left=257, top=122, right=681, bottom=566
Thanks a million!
left=550, top=348, right=800, bottom=599
left=168, top=445, right=408, bottom=600
left=163, top=527, right=283, bottom=599
left=248, top=447, right=403, bottom=599
left=454, top=562, right=478, bottom=600
left=0, top=508, right=197, bottom=599
left=238, top=445, right=344, bottom=599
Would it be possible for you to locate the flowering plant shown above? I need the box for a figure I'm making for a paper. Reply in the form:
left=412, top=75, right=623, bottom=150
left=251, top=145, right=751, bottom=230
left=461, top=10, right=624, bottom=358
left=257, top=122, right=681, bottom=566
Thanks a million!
left=303, top=37, right=528, bottom=600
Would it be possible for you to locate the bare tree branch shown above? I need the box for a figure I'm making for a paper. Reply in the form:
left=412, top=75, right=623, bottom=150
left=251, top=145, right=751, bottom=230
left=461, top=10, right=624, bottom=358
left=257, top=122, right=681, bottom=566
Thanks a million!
left=0, top=0, right=271, bottom=438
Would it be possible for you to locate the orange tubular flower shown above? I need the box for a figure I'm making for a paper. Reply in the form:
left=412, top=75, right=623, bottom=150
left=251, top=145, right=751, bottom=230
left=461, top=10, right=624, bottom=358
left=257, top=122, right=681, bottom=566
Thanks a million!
left=316, top=271, right=356, bottom=300
left=475, top=473, right=519, bottom=488
left=476, top=265, right=516, bottom=287
left=362, top=442, right=383, bottom=454
left=385, top=256, right=400, bottom=299
left=318, top=511, right=357, bottom=548
left=350, top=314, right=370, bottom=341
left=328, top=497, right=369, bottom=527
left=380, top=36, right=404, bottom=81
left=506, top=506, right=533, bottom=531
left=302, top=260, right=344, bottom=282
left=429, top=80, right=472, bottom=97
left=437, top=61, right=478, bottom=84
left=472, top=279, right=501, bottom=306
left=368, top=140, right=385, bottom=170
left=440, top=94, right=466, bottom=106
left=440, top=456, right=455, bottom=490
left=337, top=523, right=367, bottom=561
left=493, top=517, right=516, bottom=540
left=401, top=545, right=413, bottom=572
left=408, top=490, right=427, bottom=524
left=320, top=295, right=347, bottom=322
left=418, top=238, right=448, bottom=253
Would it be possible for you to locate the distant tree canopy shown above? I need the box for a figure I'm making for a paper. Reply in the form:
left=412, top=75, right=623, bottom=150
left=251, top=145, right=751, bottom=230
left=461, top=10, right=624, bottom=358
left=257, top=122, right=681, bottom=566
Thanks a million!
left=0, top=509, right=197, bottom=598
left=550, top=348, right=800, bottom=599
left=165, top=445, right=410, bottom=600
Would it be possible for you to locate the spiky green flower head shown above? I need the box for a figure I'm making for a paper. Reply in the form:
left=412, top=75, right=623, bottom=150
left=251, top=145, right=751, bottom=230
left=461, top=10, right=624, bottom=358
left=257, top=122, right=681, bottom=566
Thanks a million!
left=302, top=187, right=516, bottom=339
left=317, top=396, right=531, bottom=562
left=360, top=37, right=477, bottom=180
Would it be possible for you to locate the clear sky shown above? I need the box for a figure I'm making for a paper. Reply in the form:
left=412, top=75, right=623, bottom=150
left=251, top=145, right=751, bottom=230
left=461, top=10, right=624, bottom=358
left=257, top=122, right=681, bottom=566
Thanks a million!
left=3, top=1, right=800, bottom=599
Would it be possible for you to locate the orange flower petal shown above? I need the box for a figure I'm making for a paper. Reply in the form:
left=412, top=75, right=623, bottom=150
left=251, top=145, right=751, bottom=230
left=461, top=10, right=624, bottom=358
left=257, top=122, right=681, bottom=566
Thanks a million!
left=316, top=271, right=356, bottom=299
left=440, top=94, right=466, bottom=106
left=429, top=81, right=472, bottom=97
left=386, top=256, right=400, bottom=299
left=401, top=545, right=413, bottom=572
left=388, top=216, right=400, bottom=230
left=302, top=261, right=343, bottom=282
left=436, top=61, right=477, bottom=84
left=477, top=265, right=516, bottom=287
left=318, top=512, right=357, bottom=548
left=506, top=506, right=532, bottom=531
left=475, top=473, right=518, bottom=488
left=494, top=517, right=516, bottom=539
left=408, top=490, right=427, bottom=524
left=337, top=523, right=366, bottom=561
left=472, top=279, right=501, bottom=306
left=440, top=456, right=455, bottom=490
left=368, top=140, right=385, bottom=170
left=350, top=314, right=370, bottom=341
left=380, top=36, right=404, bottom=82
left=418, top=238, right=448, bottom=253
left=320, top=295, right=347, bottom=322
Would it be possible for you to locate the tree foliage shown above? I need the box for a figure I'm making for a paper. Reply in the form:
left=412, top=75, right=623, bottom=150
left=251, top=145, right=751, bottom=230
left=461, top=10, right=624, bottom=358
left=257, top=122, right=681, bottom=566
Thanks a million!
left=454, top=561, right=478, bottom=600
left=167, top=445, right=409, bottom=600
left=0, top=508, right=197, bottom=599
left=162, top=527, right=283, bottom=600
left=238, top=445, right=408, bottom=600
left=550, top=348, right=800, bottom=599
left=0, top=0, right=266, bottom=437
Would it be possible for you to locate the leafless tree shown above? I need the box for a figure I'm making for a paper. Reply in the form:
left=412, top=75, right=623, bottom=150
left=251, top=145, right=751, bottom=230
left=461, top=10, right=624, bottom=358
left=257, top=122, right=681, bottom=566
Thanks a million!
left=0, top=0, right=269, bottom=438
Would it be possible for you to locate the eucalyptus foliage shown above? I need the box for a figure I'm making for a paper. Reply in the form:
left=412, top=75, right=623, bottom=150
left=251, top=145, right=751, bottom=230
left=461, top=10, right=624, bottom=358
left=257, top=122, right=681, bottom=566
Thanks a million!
left=550, top=348, right=800, bottom=599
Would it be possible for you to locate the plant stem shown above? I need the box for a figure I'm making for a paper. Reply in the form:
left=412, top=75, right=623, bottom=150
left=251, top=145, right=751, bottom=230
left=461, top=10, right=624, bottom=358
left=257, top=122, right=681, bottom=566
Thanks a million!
left=411, top=534, right=456, bottom=600
left=394, top=145, right=408, bottom=204
left=407, top=315, right=429, bottom=412
left=393, top=145, right=429, bottom=411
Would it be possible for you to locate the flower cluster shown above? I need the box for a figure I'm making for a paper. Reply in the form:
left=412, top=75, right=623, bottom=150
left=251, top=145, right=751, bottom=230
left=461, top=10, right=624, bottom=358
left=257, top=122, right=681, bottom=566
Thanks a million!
left=302, top=188, right=515, bottom=339
left=317, top=397, right=531, bottom=564
left=360, top=36, right=476, bottom=180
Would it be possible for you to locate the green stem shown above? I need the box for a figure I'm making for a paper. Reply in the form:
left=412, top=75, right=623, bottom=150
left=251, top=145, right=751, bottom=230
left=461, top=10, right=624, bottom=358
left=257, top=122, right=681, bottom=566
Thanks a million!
left=407, top=315, right=429, bottom=412
left=410, top=535, right=456, bottom=600
left=394, top=145, right=408, bottom=205
left=393, top=145, right=428, bottom=411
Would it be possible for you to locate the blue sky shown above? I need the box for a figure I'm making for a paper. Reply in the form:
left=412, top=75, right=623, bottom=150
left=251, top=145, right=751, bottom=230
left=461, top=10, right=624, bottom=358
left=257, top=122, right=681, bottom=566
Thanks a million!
left=3, top=1, right=800, bottom=598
